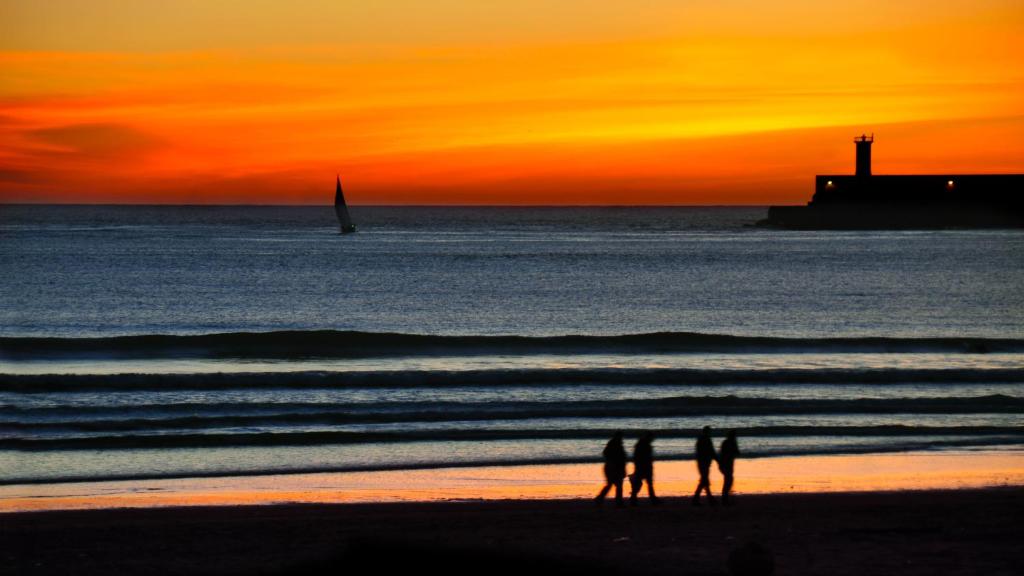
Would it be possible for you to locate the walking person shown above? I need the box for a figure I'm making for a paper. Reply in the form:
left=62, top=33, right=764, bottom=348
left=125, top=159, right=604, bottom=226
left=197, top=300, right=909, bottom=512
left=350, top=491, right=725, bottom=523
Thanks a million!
left=630, top=431, right=659, bottom=505
left=595, top=431, right=627, bottom=506
left=718, top=430, right=740, bottom=505
left=692, top=426, right=717, bottom=506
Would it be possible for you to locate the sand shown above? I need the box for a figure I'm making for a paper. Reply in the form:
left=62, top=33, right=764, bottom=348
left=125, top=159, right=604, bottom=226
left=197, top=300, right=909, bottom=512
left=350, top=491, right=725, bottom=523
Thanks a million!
left=4, top=488, right=1022, bottom=576
left=7, top=451, right=1024, bottom=512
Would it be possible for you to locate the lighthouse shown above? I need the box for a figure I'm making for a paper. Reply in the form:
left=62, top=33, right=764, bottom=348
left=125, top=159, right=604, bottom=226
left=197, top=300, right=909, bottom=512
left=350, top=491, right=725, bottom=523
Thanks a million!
left=761, top=132, right=1024, bottom=228
left=854, top=133, right=873, bottom=177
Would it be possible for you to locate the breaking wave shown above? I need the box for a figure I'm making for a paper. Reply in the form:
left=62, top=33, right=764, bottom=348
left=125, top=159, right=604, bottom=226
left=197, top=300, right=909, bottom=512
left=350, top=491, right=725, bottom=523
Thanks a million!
left=4, top=367, right=1024, bottom=393
left=3, top=329, right=1021, bottom=359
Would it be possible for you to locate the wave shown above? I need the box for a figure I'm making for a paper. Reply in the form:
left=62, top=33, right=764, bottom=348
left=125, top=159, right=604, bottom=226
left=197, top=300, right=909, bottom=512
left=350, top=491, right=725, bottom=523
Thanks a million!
left=4, top=367, right=1023, bottom=392
left=6, top=425, right=1023, bottom=451
left=5, top=437, right=1023, bottom=485
left=3, top=329, right=1022, bottom=360
left=6, top=395, right=1023, bottom=430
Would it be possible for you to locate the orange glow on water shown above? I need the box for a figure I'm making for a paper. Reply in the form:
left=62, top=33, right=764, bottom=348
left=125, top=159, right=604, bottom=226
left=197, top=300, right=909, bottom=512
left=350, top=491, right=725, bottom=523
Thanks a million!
left=2, top=2, right=1023, bottom=204
left=3, top=451, right=1022, bottom=512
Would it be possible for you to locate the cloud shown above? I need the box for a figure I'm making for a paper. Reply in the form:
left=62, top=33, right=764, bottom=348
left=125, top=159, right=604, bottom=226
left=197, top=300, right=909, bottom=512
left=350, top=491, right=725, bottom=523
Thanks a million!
left=26, top=123, right=160, bottom=159
left=0, top=169, right=40, bottom=184
left=0, top=122, right=165, bottom=198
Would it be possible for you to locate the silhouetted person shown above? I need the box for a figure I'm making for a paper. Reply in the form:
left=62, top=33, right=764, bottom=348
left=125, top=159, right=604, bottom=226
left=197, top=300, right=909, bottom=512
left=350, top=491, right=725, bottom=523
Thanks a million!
left=719, top=430, right=740, bottom=505
left=692, top=426, right=717, bottom=506
left=595, top=431, right=627, bottom=506
left=630, top=431, right=659, bottom=505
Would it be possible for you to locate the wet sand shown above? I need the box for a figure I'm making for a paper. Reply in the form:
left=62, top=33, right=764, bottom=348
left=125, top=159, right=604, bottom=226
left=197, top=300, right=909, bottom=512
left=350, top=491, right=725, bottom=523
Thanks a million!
left=5, top=488, right=1022, bottom=576
left=7, top=451, right=1024, bottom=512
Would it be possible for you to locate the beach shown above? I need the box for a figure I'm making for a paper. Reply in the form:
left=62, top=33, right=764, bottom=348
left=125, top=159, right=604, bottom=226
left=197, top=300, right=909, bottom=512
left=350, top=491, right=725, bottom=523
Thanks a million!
left=4, top=451, right=1024, bottom=512
left=6, top=488, right=1023, bottom=576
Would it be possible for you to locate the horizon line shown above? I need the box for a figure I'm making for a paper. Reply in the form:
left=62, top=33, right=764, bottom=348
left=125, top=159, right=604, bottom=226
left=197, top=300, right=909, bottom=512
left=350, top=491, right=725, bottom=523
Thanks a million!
left=0, top=202, right=785, bottom=208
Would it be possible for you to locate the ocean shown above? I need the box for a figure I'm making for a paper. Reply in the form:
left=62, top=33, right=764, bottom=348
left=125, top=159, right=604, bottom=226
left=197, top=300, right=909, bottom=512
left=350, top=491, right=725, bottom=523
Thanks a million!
left=1, top=205, right=1023, bottom=489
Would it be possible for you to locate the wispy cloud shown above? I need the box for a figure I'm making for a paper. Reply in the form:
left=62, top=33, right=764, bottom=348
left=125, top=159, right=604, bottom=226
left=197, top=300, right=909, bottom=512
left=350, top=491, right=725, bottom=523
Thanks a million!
left=1, top=1, right=1023, bottom=203
left=27, top=123, right=160, bottom=158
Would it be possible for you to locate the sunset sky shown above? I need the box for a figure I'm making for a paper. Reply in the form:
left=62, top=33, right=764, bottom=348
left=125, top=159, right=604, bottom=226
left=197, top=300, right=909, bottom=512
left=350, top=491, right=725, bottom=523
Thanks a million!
left=2, top=0, right=1022, bottom=205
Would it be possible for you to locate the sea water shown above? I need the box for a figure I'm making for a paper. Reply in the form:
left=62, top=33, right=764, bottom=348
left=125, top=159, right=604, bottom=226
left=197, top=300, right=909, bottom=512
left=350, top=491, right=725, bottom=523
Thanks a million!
left=1, top=205, right=1022, bottom=486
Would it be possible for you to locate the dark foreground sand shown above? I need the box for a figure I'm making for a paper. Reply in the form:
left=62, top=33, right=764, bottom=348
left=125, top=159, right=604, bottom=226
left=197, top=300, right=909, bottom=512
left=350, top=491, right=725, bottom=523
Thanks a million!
left=4, top=488, right=1023, bottom=576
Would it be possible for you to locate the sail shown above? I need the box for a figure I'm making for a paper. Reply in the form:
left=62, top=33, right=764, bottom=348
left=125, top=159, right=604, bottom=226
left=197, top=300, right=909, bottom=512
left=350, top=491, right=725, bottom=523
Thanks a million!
left=334, top=176, right=356, bottom=233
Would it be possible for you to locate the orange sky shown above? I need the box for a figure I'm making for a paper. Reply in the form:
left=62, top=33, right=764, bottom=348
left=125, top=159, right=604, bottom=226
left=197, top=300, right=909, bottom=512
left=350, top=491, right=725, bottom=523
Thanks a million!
left=2, top=1, right=1023, bottom=205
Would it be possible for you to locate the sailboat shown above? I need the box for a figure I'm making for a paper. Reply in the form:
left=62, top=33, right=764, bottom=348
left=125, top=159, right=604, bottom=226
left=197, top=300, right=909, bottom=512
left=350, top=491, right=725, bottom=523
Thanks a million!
left=334, top=175, right=357, bottom=234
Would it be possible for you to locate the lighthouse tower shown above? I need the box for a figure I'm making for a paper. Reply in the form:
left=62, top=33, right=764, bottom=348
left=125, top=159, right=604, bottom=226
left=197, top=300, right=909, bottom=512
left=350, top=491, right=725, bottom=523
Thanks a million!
left=854, top=134, right=873, bottom=177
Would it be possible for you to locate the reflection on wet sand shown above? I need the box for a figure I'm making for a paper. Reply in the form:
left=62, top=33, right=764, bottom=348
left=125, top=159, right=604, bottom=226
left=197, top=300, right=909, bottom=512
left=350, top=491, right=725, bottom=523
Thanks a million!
left=3, top=449, right=1022, bottom=512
